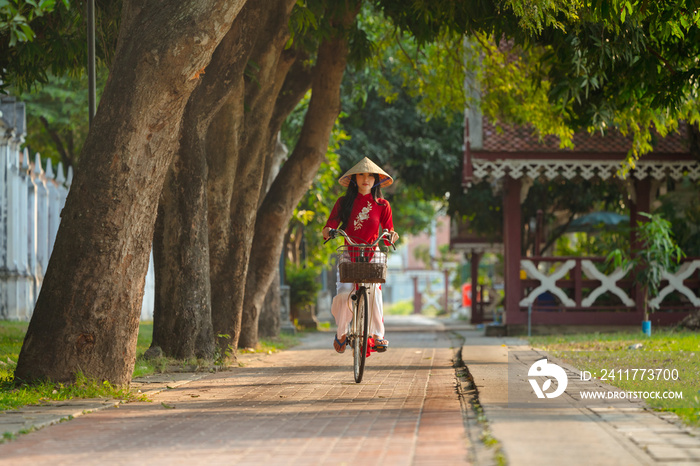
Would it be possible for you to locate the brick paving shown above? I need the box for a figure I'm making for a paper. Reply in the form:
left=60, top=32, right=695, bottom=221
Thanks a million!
left=0, top=329, right=470, bottom=465
left=6, top=319, right=697, bottom=465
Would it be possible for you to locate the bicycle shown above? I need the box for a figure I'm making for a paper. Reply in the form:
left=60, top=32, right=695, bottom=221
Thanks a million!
left=326, top=228, right=395, bottom=383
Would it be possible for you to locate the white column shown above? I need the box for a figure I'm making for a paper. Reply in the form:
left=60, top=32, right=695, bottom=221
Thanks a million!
left=27, top=150, right=39, bottom=306
left=5, top=131, right=32, bottom=320
left=16, top=147, right=31, bottom=319
left=6, top=131, right=21, bottom=319
left=46, top=159, right=61, bottom=254
left=35, top=153, right=50, bottom=285
left=0, top=132, right=10, bottom=319
left=56, top=161, right=68, bottom=208
left=0, top=98, right=30, bottom=320
left=141, top=249, right=155, bottom=321
left=66, top=164, right=73, bottom=187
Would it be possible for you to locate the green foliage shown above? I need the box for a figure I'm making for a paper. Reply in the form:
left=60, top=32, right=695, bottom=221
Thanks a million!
left=288, top=0, right=369, bottom=64
left=12, top=66, right=109, bottom=169
left=0, top=0, right=69, bottom=46
left=448, top=181, right=502, bottom=242
left=1, top=0, right=121, bottom=93
left=338, top=60, right=462, bottom=236
left=213, top=334, right=234, bottom=366
left=372, top=0, right=700, bottom=165
left=554, top=229, right=631, bottom=263
left=536, top=1, right=700, bottom=163
left=524, top=178, right=629, bottom=253
left=282, top=91, right=347, bottom=270
left=608, top=213, right=686, bottom=312
left=454, top=175, right=634, bottom=255
left=384, top=299, right=413, bottom=315
left=655, top=180, right=700, bottom=257
left=285, top=263, right=321, bottom=309
left=413, top=241, right=458, bottom=270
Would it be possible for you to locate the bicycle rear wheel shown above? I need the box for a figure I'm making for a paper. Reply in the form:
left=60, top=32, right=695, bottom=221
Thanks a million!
left=353, top=286, right=369, bottom=383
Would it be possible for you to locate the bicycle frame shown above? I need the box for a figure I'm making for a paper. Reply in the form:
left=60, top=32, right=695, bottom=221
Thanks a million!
left=326, top=228, right=394, bottom=383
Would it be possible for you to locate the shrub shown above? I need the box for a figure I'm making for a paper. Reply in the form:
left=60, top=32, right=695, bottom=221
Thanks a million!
left=285, top=263, right=321, bottom=309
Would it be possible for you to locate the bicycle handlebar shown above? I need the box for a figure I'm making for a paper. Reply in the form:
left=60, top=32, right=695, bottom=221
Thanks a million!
left=325, top=228, right=396, bottom=250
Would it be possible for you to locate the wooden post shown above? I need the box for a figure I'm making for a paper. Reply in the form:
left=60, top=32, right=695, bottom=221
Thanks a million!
left=574, top=259, right=582, bottom=307
left=632, top=177, right=652, bottom=318
left=503, top=176, right=523, bottom=324
left=471, top=251, right=482, bottom=323
left=411, top=276, right=421, bottom=314
left=443, top=268, right=450, bottom=314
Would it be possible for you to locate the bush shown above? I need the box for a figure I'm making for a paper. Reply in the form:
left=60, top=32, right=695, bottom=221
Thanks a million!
left=285, top=263, right=321, bottom=309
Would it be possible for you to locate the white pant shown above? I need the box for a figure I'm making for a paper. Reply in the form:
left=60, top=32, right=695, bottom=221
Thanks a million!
left=331, top=281, right=385, bottom=339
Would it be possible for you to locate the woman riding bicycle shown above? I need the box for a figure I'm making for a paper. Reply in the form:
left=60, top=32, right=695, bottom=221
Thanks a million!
left=322, top=157, right=399, bottom=354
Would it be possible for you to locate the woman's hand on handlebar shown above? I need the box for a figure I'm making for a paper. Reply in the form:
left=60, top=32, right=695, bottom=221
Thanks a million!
left=323, top=227, right=339, bottom=243
left=381, top=229, right=399, bottom=250
left=389, top=230, right=399, bottom=244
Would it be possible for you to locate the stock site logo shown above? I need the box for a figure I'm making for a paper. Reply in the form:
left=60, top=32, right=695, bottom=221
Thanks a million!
left=528, top=358, right=568, bottom=399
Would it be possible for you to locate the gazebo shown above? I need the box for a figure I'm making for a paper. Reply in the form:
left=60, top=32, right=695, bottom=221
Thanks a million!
left=457, top=109, right=700, bottom=334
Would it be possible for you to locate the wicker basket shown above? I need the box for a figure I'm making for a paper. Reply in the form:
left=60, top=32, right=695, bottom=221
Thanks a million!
left=336, top=245, right=388, bottom=283
left=339, top=261, right=387, bottom=283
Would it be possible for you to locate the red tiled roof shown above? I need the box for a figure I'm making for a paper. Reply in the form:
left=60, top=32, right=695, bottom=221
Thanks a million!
left=479, top=119, right=691, bottom=155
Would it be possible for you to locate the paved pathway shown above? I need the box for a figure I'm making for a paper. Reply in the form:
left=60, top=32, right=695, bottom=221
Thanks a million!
left=2, top=316, right=699, bottom=465
left=0, top=317, right=468, bottom=465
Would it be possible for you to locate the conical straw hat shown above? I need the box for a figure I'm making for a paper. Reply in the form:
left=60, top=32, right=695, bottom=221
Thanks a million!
left=338, top=157, right=393, bottom=188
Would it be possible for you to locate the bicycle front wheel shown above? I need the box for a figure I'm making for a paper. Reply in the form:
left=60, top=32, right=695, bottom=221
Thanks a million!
left=353, top=286, right=369, bottom=383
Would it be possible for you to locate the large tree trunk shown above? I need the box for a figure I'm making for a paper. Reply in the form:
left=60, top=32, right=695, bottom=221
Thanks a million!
left=208, top=0, right=297, bottom=357
left=258, top=268, right=282, bottom=339
left=151, top=1, right=263, bottom=361
left=151, top=144, right=213, bottom=360
left=236, top=57, right=314, bottom=349
left=15, top=0, right=247, bottom=385
left=255, top=134, right=290, bottom=340
left=240, top=19, right=355, bottom=349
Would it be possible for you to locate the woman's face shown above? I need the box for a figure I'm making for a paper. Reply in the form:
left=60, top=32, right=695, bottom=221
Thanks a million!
left=355, top=173, right=376, bottom=195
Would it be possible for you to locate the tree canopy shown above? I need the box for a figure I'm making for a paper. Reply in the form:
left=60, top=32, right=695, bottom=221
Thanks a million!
left=373, top=0, right=700, bottom=161
left=0, top=1, right=120, bottom=93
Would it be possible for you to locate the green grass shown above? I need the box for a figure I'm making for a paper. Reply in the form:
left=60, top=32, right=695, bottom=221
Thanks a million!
left=0, top=321, right=26, bottom=384
left=239, top=332, right=303, bottom=355
left=529, top=329, right=700, bottom=427
left=385, top=299, right=446, bottom=318
left=385, top=299, right=413, bottom=315
left=1, top=320, right=302, bottom=412
left=1, top=321, right=154, bottom=411
left=0, top=372, right=148, bottom=411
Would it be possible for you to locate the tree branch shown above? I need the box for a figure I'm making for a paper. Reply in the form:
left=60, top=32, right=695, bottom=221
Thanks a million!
left=646, top=45, right=676, bottom=75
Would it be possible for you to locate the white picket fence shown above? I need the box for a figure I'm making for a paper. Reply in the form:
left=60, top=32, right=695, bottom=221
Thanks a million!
left=0, top=97, right=154, bottom=321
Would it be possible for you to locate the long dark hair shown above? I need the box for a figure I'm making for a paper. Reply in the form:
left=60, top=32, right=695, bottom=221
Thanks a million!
left=338, top=174, right=384, bottom=231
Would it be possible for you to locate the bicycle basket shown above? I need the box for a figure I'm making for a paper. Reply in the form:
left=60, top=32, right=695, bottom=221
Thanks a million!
left=336, top=245, right=388, bottom=283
